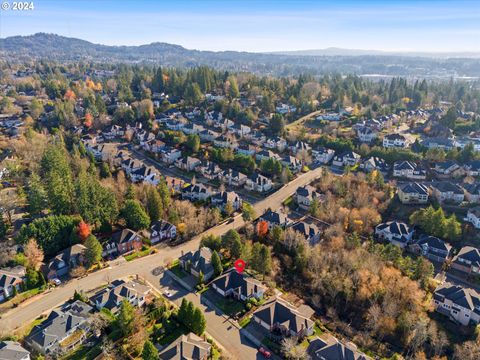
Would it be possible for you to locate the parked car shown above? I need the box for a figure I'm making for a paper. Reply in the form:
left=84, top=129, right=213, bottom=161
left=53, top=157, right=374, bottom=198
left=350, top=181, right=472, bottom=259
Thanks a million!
left=52, top=278, right=62, bottom=286
left=258, top=347, right=271, bottom=358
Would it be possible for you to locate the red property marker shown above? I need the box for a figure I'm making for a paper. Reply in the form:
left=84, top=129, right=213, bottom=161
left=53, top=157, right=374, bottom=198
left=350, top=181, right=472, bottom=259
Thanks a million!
left=234, top=259, right=246, bottom=273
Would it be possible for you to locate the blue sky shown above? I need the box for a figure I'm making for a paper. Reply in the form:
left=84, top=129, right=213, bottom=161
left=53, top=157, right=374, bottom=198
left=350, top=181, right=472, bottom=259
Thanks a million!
left=1, top=0, right=480, bottom=52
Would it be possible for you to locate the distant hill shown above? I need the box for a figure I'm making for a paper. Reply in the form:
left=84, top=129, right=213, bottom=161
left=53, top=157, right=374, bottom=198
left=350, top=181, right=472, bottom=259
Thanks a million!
left=2, top=33, right=480, bottom=78
left=270, top=47, right=480, bottom=58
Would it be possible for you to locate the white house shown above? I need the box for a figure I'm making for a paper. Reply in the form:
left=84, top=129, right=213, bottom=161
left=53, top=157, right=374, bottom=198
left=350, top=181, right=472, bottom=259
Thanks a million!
left=383, top=133, right=407, bottom=148
left=375, top=221, right=414, bottom=248
left=433, top=283, right=480, bottom=326
left=150, top=220, right=177, bottom=243
left=466, top=207, right=480, bottom=229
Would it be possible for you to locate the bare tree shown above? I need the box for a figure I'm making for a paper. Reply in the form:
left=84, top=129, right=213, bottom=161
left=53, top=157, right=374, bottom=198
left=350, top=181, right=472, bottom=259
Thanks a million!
left=24, top=238, right=44, bottom=270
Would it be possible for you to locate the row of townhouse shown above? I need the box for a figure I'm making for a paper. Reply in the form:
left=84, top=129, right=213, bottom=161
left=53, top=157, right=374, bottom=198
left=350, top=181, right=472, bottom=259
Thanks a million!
left=398, top=180, right=480, bottom=205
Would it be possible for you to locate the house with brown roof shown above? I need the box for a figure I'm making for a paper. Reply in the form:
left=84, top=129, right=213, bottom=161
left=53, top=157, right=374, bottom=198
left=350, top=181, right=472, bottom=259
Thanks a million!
left=158, top=333, right=211, bottom=360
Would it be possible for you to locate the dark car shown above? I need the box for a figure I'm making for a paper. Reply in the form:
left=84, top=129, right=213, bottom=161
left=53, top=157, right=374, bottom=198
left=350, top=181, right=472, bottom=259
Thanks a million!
left=258, top=347, right=271, bottom=358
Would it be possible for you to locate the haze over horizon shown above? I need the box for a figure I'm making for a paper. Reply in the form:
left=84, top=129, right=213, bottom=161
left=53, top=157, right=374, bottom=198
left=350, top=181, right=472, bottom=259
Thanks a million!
left=1, top=0, right=480, bottom=53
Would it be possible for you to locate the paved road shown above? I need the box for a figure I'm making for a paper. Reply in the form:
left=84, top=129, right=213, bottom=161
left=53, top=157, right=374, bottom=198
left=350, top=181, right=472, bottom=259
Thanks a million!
left=0, top=166, right=324, bottom=353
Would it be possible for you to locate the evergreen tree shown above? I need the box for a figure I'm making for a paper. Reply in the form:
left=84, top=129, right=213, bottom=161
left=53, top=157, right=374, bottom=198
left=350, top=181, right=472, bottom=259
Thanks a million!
left=0, top=215, right=8, bottom=239
left=146, top=187, right=163, bottom=222
left=142, top=340, right=159, bottom=360
left=185, top=301, right=195, bottom=330
left=241, top=202, right=256, bottom=222
left=212, top=250, right=223, bottom=277
left=26, top=173, right=47, bottom=215
left=84, top=235, right=103, bottom=267
left=186, top=134, right=200, bottom=153
left=191, top=307, right=207, bottom=335
left=117, top=300, right=136, bottom=336
left=121, top=200, right=150, bottom=230
left=178, top=298, right=188, bottom=324
left=270, top=114, right=285, bottom=135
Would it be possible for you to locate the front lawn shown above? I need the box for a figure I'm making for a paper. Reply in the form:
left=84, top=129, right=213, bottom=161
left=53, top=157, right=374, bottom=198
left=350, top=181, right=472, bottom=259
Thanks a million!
left=214, top=297, right=245, bottom=316
left=124, top=246, right=154, bottom=261
left=0, top=287, right=44, bottom=313
left=169, top=263, right=188, bottom=279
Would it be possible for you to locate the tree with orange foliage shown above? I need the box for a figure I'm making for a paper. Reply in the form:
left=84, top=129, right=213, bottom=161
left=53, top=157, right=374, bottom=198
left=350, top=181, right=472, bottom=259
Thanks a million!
left=256, top=220, right=268, bottom=238
left=84, top=113, right=93, bottom=128
left=78, top=221, right=91, bottom=241
left=64, top=89, right=76, bottom=101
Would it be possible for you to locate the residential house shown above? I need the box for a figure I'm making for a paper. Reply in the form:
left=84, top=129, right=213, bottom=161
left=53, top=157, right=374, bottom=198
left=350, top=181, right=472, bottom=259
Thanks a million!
left=158, top=333, right=211, bottom=360
left=312, top=147, right=335, bottom=164
left=25, top=301, right=93, bottom=355
left=431, top=181, right=465, bottom=203
left=290, top=141, right=311, bottom=155
left=182, top=183, right=212, bottom=202
left=175, top=156, right=202, bottom=172
left=360, top=156, right=390, bottom=174
left=296, top=185, right=323, bottom=210
left=375, top=221, right=414, bottom=248
left=160, top=147, right=182, bottom=164
left=433, top=283, right=480, bottom=326
left=213, top=118, right=234, bottom=131
left=259, top=209, right=292, bottom=229
left=104, top=229, right=142, bottom=256
left=182, top=123, right=204, bottom=135
left=451, top=246, right=480, bottom=275
left=433, top=160, right=464, bottom=178
left=0, top=341, right=30, bottom=360
left=164, top=176, right=185, bottom=193
left=0, top=266, right=25, bottom=302
left=308, top=336, right=371, bottom=360
left=397, top=182, right=429, bottom=204
left=219, top=169, right=248, bottom=187
left=466, top=207, right=480, bottom=229
left=281, top=156, right=302, bottom=173
left=383, top=133, right=407, bottom=148
left=276, top=103, right=296, bottom=114
left=121, top=157, right=143, bottom=175
left=204, top=110, right=223, bottom=123
left=136, top=130, right=155, bottom=146
left=250, top=131, right=267, bottom=146
left=256, top=149, right=282, bottom=162
left=150, top=220, right=177, bottom=244
left=291, top=221, right=321, bottom=245
left=236, top=144, right=257, bottom=156
left=199, top=129, right=220, bottom=142
left=252, top=298, right=314, bottom=338
left=245, top=173, right=273, bottom=193
left=316, top=112, right=341, bottom=121
left=231, top=123, right=251, bottom=137
left=211, top=191, right=243, bottom=211
left=422, top=137, right=455, bottom=151
left=146, top=139, right=166, bottom=153
left=264, top=136, right=287, bottom=152
left=102, top=125, right=124, bottom=140
left=211, top=268, right=266, bottom=301
left=213, top=135, right=237, bottom=149
left=197, top=161, right=222, bottom=180
left=393, top=161, right=427, bottom=180
left=464, top=160, right=480, bottom=176
left=463, top=183, right=480, bottom=203
left=409, top=235, right=452, bottom=263
left=90, top=279, right=150, bottom=313
left=46, top=245, right=86, bottom=280
left=130, top=165, right=160, bottom=185
left=165, top=119, right=185, bottom=131
left=332, top=151, right=361, bottom=168
left=179, top=247, right=214, bottom=281
left=357, top=126, right=377, bottom=143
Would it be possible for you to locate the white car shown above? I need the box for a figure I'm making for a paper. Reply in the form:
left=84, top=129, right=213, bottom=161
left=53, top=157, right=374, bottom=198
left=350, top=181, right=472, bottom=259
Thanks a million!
left=164, top=290, right=173, bottom=298
left=52, top=278, right=61, bottom=286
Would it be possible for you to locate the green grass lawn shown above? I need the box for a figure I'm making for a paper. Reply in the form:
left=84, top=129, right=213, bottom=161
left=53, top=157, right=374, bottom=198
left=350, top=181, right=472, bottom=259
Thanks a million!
left=169, top=263, right=188, bottom=279
left=238, top=316, right=251, bottom=328
left=0, top=287, right=44, bottom=314
left=124, top=247, right=153, bottom=261
left=214, top=297, right=245, bottom=316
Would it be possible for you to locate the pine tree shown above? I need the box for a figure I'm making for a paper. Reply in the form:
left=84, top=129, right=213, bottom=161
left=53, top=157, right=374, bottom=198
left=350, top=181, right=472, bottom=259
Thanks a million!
left=178, top=298, right=188, bottom=324
left=142, top=340, right=159, bottom=360
left=146, top=187, right=163, bottom=222
left=27, top=173, right=47, bottom=215
left=212, top=250, right=223, bottom=277
left=117, top=300, right=136, bottom=336
left=84, top=235, right=103, bottom=267
left=192, top=307, right=206, bottom=335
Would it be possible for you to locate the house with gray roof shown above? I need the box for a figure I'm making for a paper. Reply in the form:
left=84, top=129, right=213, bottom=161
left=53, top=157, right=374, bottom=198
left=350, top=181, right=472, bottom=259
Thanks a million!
left=46, top=244, right=86, bottom=280
left=431, top=181, right=465, bottom=203
left=158, top=332, right=211, bottom=360
left=0, top=341, right=30, bottom=360
left=308, top=335, right=370, bottom=360
left=393, top=161, right=426, bottom=180
left=397, top=182, right=429, bottom=204
left=211, top=191, right=243, bottom=212
left=179, top=247, right=214, bottom=281
left=252, top=298, right=314, bottom=338
left=375, top=221, right=413, bottom=248
left=150, top=220, right=177, bottom=244
left=90, top=279, right=150, bottom=313
left=451, top=246, right=480, bottom=275
left=462, top=183, right=480, bottom=203
left=290, top=221, right=321, bottom=245
left=25, top=301, right=92, bottom=355
left=409, top=235, right=452, bottom=263
left=433, top=283, right=480, bottom=326
left=466, top=207, right=480, bottom=229
left=296, top=185, right=323, bottom=210
left=0, top=266, right=25, bottom=302
left=259, top=209, right=292, bottom=230
left=211, top=268, right=266, bottom=301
